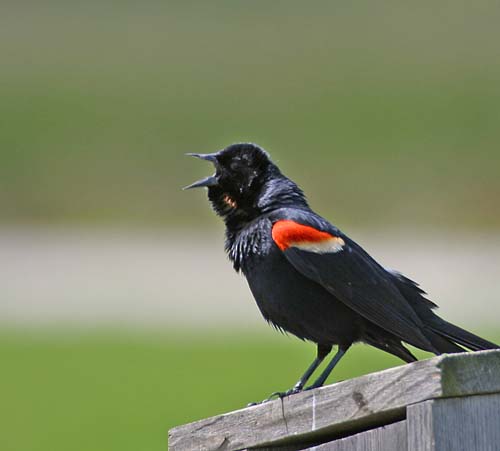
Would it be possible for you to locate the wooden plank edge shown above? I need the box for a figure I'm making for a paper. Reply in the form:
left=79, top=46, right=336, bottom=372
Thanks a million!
left=438, top=349, right=500, bottom=398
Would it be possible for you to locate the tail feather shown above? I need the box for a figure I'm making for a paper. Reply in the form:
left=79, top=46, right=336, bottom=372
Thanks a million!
left=364, top=335, right=418, bottom=363
left=388, top=268, right=499, bottom=354
left=423, top=327, right=466, bottom=354
left=428, top=318, right=499, bottom=352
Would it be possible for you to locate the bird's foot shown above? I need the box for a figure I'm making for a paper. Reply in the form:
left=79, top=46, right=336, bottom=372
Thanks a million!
left=247, top=386, right=303, bottom=406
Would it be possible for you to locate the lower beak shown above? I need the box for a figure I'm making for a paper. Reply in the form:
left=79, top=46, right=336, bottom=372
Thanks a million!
left=183, top=174, right=218, bottom=190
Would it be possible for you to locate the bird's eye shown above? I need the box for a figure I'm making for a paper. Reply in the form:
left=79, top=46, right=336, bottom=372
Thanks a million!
left=229, top=161, right=240, bottom=171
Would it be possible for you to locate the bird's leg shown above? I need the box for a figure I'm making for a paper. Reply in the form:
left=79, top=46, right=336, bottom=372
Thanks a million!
left=255, top=345, right=332, bottom=404
left=288, top=344, right=332, bottom=393
left=286, top=357, right=323, bottom=394
left=306, top=344, right=351, bottom=390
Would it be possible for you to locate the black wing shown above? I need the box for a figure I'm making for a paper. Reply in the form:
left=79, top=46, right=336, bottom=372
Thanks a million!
left=270, top=210, right=435, bottom=351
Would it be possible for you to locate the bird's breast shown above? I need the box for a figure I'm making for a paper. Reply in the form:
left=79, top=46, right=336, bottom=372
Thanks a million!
left=225, top=218, right=274, bottom=273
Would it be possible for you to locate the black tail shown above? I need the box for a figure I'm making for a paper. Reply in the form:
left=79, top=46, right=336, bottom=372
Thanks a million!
left=428, top=317, right=499, bottom=352
left=389, top=269, right=499, bottom=354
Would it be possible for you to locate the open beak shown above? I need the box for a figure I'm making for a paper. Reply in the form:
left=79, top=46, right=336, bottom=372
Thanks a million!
left=183, top=152, right=219, bottom=190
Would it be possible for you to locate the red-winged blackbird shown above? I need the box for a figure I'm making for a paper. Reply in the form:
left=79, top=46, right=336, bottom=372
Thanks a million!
left=185, top=143, right=499, bottom=399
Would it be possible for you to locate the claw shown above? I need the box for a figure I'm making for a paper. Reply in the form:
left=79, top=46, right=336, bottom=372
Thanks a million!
left=268, top=391, right=285, bottom=400
left=284, top=387, right=303, bottom=396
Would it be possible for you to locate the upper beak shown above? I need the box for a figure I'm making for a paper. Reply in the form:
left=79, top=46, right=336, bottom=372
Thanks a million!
left=183, top=152, right=219, bottom=190
left=185, top=152, right=218, bottom=162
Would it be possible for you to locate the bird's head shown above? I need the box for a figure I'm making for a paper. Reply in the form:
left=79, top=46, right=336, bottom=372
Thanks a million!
left=185, top=143, right=308, bottom=225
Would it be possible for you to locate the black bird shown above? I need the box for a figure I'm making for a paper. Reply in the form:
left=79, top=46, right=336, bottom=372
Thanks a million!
left=185, top=143, right=498, bottom=399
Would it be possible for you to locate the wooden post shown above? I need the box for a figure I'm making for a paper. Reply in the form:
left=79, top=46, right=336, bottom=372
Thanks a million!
left=168, top=350, right=500, bottom=451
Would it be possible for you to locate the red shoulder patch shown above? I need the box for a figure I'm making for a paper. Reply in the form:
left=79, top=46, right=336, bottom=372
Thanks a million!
left=272, top=220, right=345, bottom=253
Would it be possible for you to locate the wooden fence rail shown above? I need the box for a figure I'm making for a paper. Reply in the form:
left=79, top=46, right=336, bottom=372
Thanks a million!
left=169, top=350, right=500, bottom=451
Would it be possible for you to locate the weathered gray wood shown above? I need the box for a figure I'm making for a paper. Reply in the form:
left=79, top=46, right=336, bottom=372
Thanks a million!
left=245, top=422, right=407, bottom=451
left=306, top=421, right=407, bottom=451
left=407, top=401, right=437, bottom=451
left=168, top=350, right=500, bottom=451
left=407, top=393, right=500, bottom=451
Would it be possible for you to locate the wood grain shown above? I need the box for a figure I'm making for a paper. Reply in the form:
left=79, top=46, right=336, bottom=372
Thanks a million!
left=306, top=421, right=407, bottom=451
left=168, top=350, right=500, bottom=451
left=407, top=394, right=500, bottom=451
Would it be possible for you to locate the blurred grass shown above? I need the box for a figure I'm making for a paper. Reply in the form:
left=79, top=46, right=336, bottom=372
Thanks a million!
left=1, top=1, right=500, bottom=229
left=1, top=327, right=498, bottom=451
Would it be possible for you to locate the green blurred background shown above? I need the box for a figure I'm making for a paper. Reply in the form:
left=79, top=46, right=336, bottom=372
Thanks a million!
left=1, top=2, right=499, bottom=450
